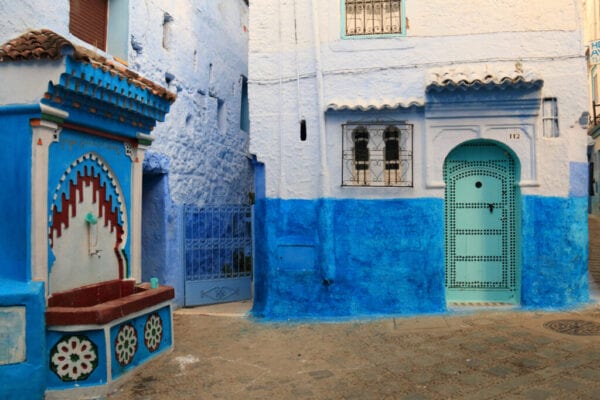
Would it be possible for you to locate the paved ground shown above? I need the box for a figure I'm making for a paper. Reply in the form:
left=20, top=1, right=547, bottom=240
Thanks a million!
left=108, top=217, right=600, bottom=400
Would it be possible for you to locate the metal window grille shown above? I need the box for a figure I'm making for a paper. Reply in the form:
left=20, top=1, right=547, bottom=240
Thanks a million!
left=342, top=122, right=413, bottom=187
left=542, top=97, right=559, bottom=138
left=345, top=0, right=403, bottom=36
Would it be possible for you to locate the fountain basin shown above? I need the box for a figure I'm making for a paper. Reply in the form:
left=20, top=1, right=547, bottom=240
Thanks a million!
left=45, top=280, right=174, bottom=398
left=46, top=279, right=174, bottom=325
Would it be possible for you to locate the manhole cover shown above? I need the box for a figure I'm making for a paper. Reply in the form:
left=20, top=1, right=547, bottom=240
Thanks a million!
left=543, top=319, right=600, bottom=336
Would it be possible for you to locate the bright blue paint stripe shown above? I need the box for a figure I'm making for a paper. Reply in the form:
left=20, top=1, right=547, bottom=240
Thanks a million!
left=110, top=305, right=172, bottom=379
left=0, top=104, right=40, bottom=116
left=252, top=197, right=446, bottom=320
left=0, top=280, right=46, bottom=399
left=253, top=196, right=589, bottom=321
left=521, top=195, right=589, bottom=308
left=46, top=328, right=108, bottom=389
left=0, top=112, right=34, bottom=281
left=42, top=99, right=152, bottom=138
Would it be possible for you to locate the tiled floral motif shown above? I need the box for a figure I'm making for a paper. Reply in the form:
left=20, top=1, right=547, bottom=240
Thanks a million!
left=144, top=313, right=163, bottom=352
left=115, top=323, right=138, bottom=366
left=50, top=335, right=98, bottom=381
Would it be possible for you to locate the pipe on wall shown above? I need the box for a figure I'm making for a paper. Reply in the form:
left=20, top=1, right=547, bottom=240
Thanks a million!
left=310, top=0, right=336, bottom=282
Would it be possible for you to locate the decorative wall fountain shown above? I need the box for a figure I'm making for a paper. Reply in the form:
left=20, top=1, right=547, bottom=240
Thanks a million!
left=0, top=30, right=176, bottom=399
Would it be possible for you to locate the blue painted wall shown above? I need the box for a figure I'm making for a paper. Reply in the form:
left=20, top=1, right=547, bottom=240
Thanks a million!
left=46, top=328, right=107, bottom=389
left=128, top=0, right=251, bottom=307
left=142, top=153, right=184, bottom=307
left=253, top=194, right=589, bottom=320
left=521, top=195, right=589, bottom=308
left=0, top=108, right=46, bottom=399
left=0, top=23, right=177, bottom=397
left=0, top=281, right=46, bottom=400
left=47, top=129, right=133, bottom=207
left=252, top=198, right=447, bottom=320
left=0, top=110, right=34, bottom=281
left=110, top=305, right=172, bottom=379
left=47, top=128, right=133, bottom=277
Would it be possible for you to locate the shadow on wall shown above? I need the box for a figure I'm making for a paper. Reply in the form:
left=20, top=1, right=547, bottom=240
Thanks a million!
left=142, top=152, right=184, bottom=308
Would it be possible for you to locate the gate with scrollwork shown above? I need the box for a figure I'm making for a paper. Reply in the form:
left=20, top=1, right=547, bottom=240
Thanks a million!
left=183, top=204, right=253, bottom=306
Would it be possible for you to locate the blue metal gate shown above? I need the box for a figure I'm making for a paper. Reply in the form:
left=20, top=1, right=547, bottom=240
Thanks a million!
left=184, top=205, right=253, bottom=306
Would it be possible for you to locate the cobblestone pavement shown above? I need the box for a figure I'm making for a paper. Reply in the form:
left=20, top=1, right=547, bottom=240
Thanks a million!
left=108, top=218, right=600, bottom=400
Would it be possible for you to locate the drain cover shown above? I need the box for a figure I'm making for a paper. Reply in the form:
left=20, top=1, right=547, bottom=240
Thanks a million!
left=543, top=319, right=600, bottom=336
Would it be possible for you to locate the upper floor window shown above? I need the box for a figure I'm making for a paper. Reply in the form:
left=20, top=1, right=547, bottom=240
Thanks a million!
left=342, top=122, right=413, bottom=187
left=542, top=97, right=559, bottom=138
left=591, top=67, right=600, bottom=128
left=69, top=0, right=129, bottom=60
left=240, top=76, right=249, bottom=132
left=352, top=126, right=370, bottom=184
left=70, top=0, right=108, bottom=50
left=343, top=0, right=405, bottom=38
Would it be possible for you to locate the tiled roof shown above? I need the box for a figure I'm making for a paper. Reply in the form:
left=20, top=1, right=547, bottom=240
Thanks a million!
left=0, top=29, right=176, bottom=102
left=426, top=65, right=543, bottom=92
left=0, top=29, right=71, bottom=61
left=327, top=98, right=424, bottom=111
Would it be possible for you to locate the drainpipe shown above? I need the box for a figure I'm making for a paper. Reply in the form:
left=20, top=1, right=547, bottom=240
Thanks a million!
left=310, top=0, right=336, bottom=284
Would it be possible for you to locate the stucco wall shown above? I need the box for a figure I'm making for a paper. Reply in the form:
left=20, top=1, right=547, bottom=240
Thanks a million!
left=252, top=198, right=446, bottom=320
left=129, top=0, right=251, bottom=205
left=584, top=0, right=600, bottom=43
left=249, top=0, right=590, bottom=318
left=0, top=111, right=45, bottom=400
left=0, top=112, right=32, bottom=282
left=250, top=0, right=589, bottom=200
left=129, top=1, right=251, bottom=305
left=0, top=281, right=46, bottom=400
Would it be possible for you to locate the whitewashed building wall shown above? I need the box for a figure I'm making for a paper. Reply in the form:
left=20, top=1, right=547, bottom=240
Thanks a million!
left=249, top=0, right=590, bottom=319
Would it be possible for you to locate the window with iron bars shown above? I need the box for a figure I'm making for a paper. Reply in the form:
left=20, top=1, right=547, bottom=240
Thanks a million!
left=342, top=122, right=413, bottom=187
left=344, top=0, right=404, bottom=37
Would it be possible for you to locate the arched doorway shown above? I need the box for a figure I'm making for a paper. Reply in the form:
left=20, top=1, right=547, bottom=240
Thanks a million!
left=444, top=140, right=520, bottom=304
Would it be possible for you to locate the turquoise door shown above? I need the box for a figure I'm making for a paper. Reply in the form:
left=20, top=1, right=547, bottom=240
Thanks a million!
left=444, top=142, right=519, bottom=304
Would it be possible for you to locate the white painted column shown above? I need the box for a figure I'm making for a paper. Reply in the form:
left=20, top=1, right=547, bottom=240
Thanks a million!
left=129, top=147, right=144, bottom=283
left=30, top=105, right=67, bottom=295
left=129, top=133, right=154, bottom=283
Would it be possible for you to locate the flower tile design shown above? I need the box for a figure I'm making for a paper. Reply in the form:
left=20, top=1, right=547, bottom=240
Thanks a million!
left=50, top=335, right=98, bottom=381
left=115, top=323, right=138, bottom=366
left=144, top=313, right=163, bottom=352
